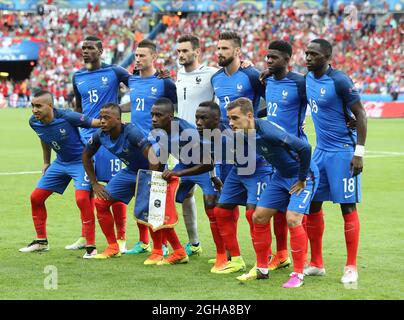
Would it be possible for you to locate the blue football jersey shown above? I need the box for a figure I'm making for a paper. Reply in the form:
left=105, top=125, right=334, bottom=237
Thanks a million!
left=128, top=73, right=177, bottom=134
left=150, top=117, right=209, bottom=167
left=255, top=119, right=312, bottom=181
left=29, top=109, right=93, bottom=162
left=211, top=66, right=264, bottom=122
left=73, top=63, right=131, bottom=140
left=306, top=66, right=360, bottom=151
left=85, top=123, right=150, bottom=172
left=265, top=72, right=308, bottom=140
left=216, top=123, right=271, bottom=174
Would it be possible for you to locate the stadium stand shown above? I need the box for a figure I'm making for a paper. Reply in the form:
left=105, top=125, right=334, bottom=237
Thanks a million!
left=0, top=0, right=403, bottom=108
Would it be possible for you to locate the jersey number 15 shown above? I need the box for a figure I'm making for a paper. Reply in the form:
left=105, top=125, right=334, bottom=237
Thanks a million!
left=88, top=90, right=99, bottom=103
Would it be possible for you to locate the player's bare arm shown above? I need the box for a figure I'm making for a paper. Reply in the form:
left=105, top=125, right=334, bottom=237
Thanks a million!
left=73, top=95, right=82, bottom=113
left=350, top=101, right=368, bottom=176
left=40, top=140, right=51, bottom=175
left=82, top=148, right=110, bottom=200
left=162, top=163, right=213, bottom=180
left=90, top=119, right=102, bottom=127
left=119, top=102, right=131, bottom=113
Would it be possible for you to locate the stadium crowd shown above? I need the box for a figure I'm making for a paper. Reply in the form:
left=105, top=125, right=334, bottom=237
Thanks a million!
left=0, top=7, right=150, bottom=107
left=155, top=7, right=403, bottom=95
left=0, top=3, right=403, bottom=108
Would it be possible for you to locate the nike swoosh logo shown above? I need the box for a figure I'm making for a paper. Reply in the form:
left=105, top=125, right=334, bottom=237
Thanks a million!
left=77, top=81, right=85, bottom=85
left=298, top=205, right=306, bottom=209
left=214, top=87, right=220, bottom=90
left=344, top=194, right=354, bottom=199
left=38, top=133, right=44, bottom=136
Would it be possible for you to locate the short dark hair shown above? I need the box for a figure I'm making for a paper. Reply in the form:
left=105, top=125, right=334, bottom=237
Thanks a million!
left=198, top=101, right=221, bottom=116
left=218, top=31, right=242, bottom=47
left=84, top=36, right=103, bottom=49
left=311, top=38, right=333, bottom=57
left=268, top=40, right=293, bottom=57
left=138, top=39, right=157, bottom=53
left=101, top=102, right=122, bottom=117
left=177, top=34, right=200, bottom=50
left=33, top=89, right=52, bottom=98
left=227, top=97, right=253, bottom=115
left=154, top=97, right=174, bottom=113
left=33, top=89, right=54, bottom=104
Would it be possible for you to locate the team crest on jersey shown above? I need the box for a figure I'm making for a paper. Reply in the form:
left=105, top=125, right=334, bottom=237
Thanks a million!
left=123, top=148, right=129, bottom=154
left=151, top=87, right=158, bottom=95
left=320, top=87, right=326, bottom=96
left=102, top=76, right=108, bottom=86
left=60, top=128, right=66, bottom=135
left=282, top=90, right=288, bottom=99
left=237, top=83, right=243, bottom=92
left=88, top=137, right=93, bottom=144
left=195, top=76, right=201, bottom=84
left=261, top=146, right=269, bottom=153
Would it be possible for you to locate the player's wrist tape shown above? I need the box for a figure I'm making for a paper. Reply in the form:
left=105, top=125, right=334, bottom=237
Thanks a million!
left=209, top=168, right=217, bottom=179
left=354, top=145, right=365, bottom=157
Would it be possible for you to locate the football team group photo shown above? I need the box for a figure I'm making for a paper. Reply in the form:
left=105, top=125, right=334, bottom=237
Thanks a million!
left=1, top=0, right=403, bottom=301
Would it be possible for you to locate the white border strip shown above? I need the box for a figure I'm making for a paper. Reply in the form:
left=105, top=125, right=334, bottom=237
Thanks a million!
left=0, top=171, right=41, bottom=176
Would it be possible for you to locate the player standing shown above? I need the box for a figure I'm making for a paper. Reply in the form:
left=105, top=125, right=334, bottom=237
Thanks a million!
left=119, top=39, right=177, bottom=255
left=175, top=34, right=220, bottom=257
left=260, top=40, right=310, bottom=270
left=211, top=31, right=264, bottom=124
left=72, top=36, right=131, bottom=253
left=304, top=39, right=367, bottom=285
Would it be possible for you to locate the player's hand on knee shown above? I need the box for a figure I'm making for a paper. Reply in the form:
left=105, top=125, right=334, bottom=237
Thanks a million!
left=92, top=183, right=111, bottom=200
left=289, top=180, right=306, bottom=196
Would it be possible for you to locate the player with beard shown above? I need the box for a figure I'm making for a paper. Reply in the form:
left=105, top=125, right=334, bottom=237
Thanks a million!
left=210, top=32, right=272, bottom=274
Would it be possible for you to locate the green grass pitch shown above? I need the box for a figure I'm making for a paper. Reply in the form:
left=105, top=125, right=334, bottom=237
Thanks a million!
left=0, top=108, right=403, bottom=300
